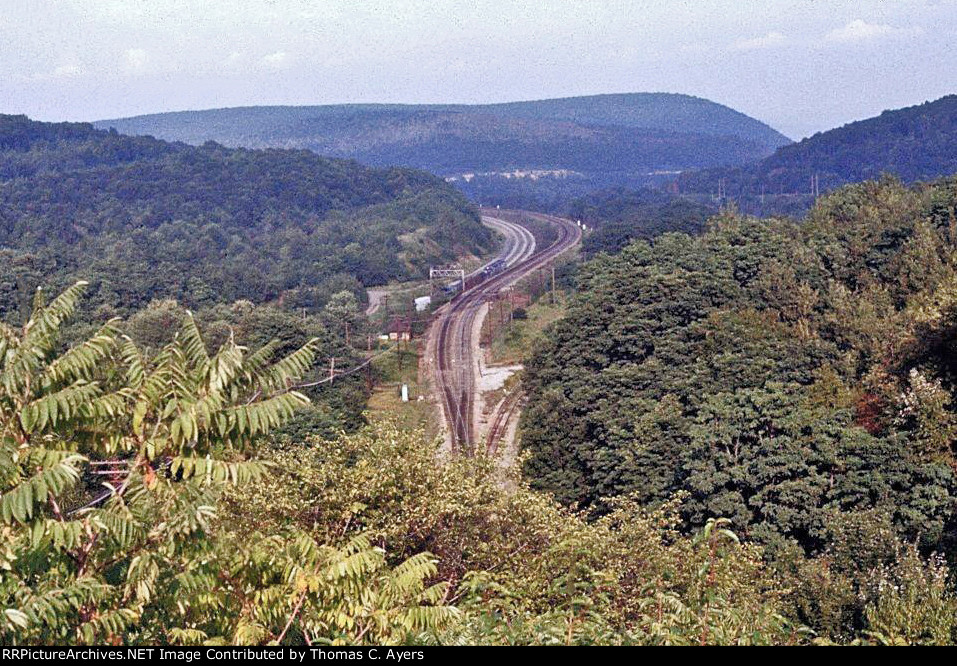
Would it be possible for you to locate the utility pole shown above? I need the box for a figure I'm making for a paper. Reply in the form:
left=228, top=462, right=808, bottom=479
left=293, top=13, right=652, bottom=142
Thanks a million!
left=484, top=300, right=491, bottom=345
left=397, top=323, right=403, bottom=374
left=551, top=265, right=557, bottom=305
left=329, top=357, right=336, bottom=384
left=366, top=334, right=373, bottom=392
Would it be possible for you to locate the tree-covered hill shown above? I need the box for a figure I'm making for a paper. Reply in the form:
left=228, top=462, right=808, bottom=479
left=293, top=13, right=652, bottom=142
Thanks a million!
left=566, top=187, right=715, bottom=255
left=94, top=94, right=790, bottom=193
left=680, top=95, right=957, bottom=211
left=0, top=114, right=491, bottom=317
left=522, top=176, right=957, bottom=559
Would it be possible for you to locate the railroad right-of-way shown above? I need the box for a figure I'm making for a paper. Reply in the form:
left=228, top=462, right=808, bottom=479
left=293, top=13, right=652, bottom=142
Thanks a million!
left=429, top=209, right=581, bottom=454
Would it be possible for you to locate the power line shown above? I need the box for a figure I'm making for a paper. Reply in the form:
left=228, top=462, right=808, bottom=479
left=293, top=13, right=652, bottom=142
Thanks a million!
left=295, top=343, right=399, bottom=388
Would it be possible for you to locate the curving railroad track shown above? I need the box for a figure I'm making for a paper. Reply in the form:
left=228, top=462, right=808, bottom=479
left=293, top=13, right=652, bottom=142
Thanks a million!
left=432, top=210, right=581, bottom=453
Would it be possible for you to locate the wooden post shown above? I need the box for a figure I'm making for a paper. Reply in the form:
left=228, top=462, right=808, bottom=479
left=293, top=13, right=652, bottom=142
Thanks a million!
left=397, top=330, right=403, bottom=374
left=329, top=357, right=336, bottom=384
left=366, top=334, right=373, bottom=392
left=484, top=300, right=491, bottom=345
left=551, top=265, right=557, bottom=305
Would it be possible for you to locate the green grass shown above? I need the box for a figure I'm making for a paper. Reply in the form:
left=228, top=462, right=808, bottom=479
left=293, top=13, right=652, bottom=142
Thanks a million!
left=366, top=341, right=437, bottom=435
left=489, top=293, right=567, bottom=365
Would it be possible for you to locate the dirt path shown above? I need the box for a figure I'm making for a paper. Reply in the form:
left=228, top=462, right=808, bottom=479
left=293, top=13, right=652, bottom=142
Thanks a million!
left=365, top=287, right=388, bottom=316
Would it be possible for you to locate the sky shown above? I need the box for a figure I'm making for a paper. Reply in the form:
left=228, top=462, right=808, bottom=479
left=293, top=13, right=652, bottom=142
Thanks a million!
left=2, top=0, right=956, bottom=139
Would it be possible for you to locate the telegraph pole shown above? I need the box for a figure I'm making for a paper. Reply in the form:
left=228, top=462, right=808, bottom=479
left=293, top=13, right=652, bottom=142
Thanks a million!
left=397, top=323, right=403, bottom=374
left=484, top=300, right=491, bottom=344
left=551, top=265, right=557, bottom=305
left=366, top=334, right=373, bottom=392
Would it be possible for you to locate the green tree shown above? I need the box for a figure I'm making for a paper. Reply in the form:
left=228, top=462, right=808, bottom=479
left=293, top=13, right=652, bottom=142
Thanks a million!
left=0, top=283, right=446, bottom=643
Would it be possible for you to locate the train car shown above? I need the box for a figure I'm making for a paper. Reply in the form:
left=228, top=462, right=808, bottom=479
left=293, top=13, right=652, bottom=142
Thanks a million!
left=442, top=281, right=462, bottom=296
left=479, top=258, right=507, bottom=280
left=447, top=258, right=509, bottom=295
left=483, top=258, right=506, bottom=276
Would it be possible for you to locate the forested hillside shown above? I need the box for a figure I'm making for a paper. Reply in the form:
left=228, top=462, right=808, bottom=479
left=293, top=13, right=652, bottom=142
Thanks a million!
left=0, top=114, right=491, bottom=440
left=523, top=176, right=957, bottom=565
left=0, top=114, right=491, bottom=317
left=566, top=188, right=714, bottom=255
left=95, top=94, right=790, bottom=208
left=680, top=95, right=957, bottom=213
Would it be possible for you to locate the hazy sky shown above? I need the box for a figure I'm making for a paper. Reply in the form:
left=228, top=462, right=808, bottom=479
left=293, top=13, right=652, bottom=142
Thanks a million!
left=3, top=0, right=956, bottom=138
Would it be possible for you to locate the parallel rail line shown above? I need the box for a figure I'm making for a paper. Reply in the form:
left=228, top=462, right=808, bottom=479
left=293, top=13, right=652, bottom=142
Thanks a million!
left=485, top=389, right=524, bottom=455
left=433, top=210, right=581, bottom=453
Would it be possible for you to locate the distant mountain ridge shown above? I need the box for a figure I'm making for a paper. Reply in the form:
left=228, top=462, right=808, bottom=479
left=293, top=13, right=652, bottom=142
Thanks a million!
left=679, top=94, right=957, bottom=207
left=94, top=94, right=790, bottom=186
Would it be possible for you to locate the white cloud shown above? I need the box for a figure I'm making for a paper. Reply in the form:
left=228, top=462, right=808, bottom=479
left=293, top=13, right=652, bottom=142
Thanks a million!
left=825, top=19, right=923, bottom=44
left=27, top=63, right=84, bottom=82
left=732, top=31, right=787, bottom=51
left=220, top=51, right=247, bottom=73
left=52, top=64, right=83, bottom=78
left=124, top=48, right=148, bottom=72
left=261, top=51, right=290, bottom=70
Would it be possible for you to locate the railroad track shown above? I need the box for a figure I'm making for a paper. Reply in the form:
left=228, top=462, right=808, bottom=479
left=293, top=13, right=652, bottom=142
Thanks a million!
left=432, top=210, right=581, bottom=453
left=485, top=389, right=524, bottom=455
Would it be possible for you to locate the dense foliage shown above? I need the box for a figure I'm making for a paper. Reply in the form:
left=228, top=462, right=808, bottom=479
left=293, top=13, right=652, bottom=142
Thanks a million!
left=523, top=176, right=957, bottom=562
left=0, top=115, right=491, bottom=317
left=567, top=188, right=714, bottom=255
left=4, top=284, right=957, bottom=644
left=123, top=297, right=371, bottom=439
